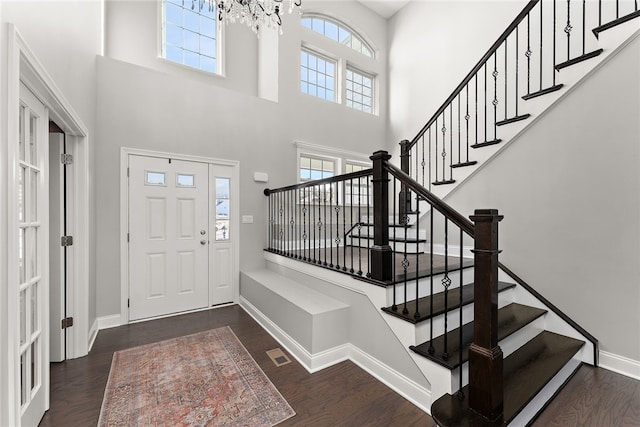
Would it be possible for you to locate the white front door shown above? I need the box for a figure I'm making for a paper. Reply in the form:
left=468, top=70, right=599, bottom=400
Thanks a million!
left=128, top=155, right=210, bottom=321
left=18, top=83, right=49, bottom=426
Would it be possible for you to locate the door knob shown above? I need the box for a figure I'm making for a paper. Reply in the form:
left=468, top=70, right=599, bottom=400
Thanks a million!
left=200, top=230, right=206, bottom=235
left=200, top=240, right=207, bottom=245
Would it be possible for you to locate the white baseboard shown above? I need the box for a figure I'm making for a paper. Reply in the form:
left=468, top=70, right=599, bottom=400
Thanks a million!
left=239, top=296, right=431, bottom=414
left=97, top=313, right=124, bottom=330
left=88, top=318, right=99, bottom=352
left=599, top=350, right=640, bottom=381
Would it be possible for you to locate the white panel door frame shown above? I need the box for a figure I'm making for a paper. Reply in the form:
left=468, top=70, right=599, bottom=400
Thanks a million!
left=120, top=148, right=239, bottom=324
left=1, top=24, right=91, bottom=426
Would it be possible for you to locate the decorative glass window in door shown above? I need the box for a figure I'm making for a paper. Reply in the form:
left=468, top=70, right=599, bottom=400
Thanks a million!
left=215, top=178, right=230, bottom=240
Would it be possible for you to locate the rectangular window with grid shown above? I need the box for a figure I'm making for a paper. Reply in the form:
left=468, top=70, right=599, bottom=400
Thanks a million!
left=163, top=0, right=218, bottom=74
left=346, top=68, right=373, bottom=113
left=300, top=50, right=336, bottom=102
left=344, top=162, right=372, bottom=205
left=299, top=155, right=335, bottom=182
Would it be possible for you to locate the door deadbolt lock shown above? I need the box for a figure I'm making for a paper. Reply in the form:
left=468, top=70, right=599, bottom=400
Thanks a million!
left=200, top=240, right=207, bottom=245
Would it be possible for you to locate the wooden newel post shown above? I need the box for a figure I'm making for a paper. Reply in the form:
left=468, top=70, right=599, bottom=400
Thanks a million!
left=398, top=140, right=412, bottom=219
left=468, top=209, right=504, bottom=421
left=369, top=150, right=393, bottom=283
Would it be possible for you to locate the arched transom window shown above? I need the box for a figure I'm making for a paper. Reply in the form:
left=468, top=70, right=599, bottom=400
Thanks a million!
left=301, top=15, right=373, bottom=58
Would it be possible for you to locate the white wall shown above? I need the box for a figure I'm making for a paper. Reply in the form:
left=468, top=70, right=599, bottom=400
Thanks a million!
left=387, top=0, right=523, bottom=156
left=444, top=35, right=640, bottom=361
left=96, top=0, right=388, bottom=317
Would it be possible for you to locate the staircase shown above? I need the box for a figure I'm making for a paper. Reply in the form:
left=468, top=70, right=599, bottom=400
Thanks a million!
left=250, top=1, right=640, bottom=425
left=400, top=0, right=640, bottom=202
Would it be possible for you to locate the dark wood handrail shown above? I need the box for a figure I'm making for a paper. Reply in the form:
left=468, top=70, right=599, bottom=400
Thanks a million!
left=408, top=0, right=540, bottom=149
left=383, top=160, right=475, bottom=236
left=263, top=169, right=372, bottom=195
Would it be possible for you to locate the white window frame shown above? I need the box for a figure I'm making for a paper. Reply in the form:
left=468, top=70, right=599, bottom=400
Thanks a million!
left=158, top=0, right=225, bottom=76
left=345, top=65, right=374, bottom=114
left=300, top=13, right=378, bottom=115
left=300, top=48, right=338, bottom=103
left=295, top=141, right=371, bottom=206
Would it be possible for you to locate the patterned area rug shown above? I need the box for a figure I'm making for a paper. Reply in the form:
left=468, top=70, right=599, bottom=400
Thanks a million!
left=98, top=326, right=296, bottom=426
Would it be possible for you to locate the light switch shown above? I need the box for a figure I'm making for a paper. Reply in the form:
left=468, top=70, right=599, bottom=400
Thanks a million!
left=242, top=215, right=254, bottom=224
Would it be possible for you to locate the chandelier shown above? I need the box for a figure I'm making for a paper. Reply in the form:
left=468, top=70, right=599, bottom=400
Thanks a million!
left=195, top=0, right=302, bottom=34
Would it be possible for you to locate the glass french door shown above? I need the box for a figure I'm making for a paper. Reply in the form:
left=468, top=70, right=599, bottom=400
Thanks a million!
left=18, top=83, right=48, bottom=426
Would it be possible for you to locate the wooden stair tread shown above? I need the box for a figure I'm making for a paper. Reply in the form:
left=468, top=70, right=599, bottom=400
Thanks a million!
left=390, top=258, right=474, bottom=284
left=410, top=303, right=547, bottom=369
left=381, top=281, right=515, bottom=324
left=431, top=331, right=585, bottom=426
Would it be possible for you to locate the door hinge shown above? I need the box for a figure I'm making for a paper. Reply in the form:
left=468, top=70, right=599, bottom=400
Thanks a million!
left=127, top=167, right=130, bottom=178
left=61, top=235, right=73, bottom=247
left=61, top=317, right=74, bottom=329
left=61, top=153, right=73, bottom=165
left=127, top=233, right=130, bottom=243
left=127, top=299, right=130, bottom=308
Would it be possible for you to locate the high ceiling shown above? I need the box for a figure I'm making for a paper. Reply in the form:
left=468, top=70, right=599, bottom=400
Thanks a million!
left=356, top=0, right=411, bottom=19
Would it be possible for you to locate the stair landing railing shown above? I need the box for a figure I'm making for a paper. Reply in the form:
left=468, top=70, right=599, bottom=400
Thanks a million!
left=265, top=150, right=507, bottom=421
left=401, top=0, right=640, bottom=191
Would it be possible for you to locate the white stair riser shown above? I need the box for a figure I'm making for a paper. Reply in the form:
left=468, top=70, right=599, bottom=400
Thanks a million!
left=414, top=288, right=514, bottom=345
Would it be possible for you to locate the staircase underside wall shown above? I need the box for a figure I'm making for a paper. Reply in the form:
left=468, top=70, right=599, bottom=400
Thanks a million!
left=240, top=254, right=433, bottom=412
left=443, top=35, right=640, bottom=366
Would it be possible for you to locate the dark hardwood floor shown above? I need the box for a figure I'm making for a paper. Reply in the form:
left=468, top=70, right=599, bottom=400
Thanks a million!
left=39, top=305, right=639, bottom=427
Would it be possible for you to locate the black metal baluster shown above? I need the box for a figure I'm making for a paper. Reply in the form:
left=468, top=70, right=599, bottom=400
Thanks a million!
left=357, top=177, right=363, bottom=276
left=414, top=200, right=421, bottom=319
left=493, top=53, right=498, bottom=140
left=392, top=177, right=397, bottom=311
left=302, top=189, right=307, bottom=261
left=428, top=128, right=432, bottom=192
left=540, top=0, right=544, bottom=91
left=330, top=183, right=335, bottom=268
left=341, top=182, right=346, bottom=271
left=457, top=95, right=461, bottom=165
left=554, top=0, right=557, bottom=85
left=442, top=218, right=450, bottom=360
left=312, top=186, right=316, bottom=263
left=428, top=206, right=434, bottom=355
left=421, top=135, right=426, bottom=187
left=323, top=183, right=328, bottom=266
left=366, top=176, right=372, bottom=278
left=402, top=212, right=409, bottom=315
left=504, top=39, right=508, bottom=120
left=465, top=85, right=470, bottom=162
left=435, top=118, right=439, bottom=183
left=599, top=0, right=602, bottom=26
left=526, top=13, right=532, bottom=95
left=566, top=0, right=572, bottom=61
left=617, top=0, right=619, bottom=18
left=267, top=192, right=272, bottom=250
left=475, top=74, right=478, bottom=145
left=484, top=63, right=487, bottom=143
left=449, top=104, right=453, bottom=181
left=582, top=0, right=586, bottom=56
left=457, top=228, right=464, bottom=398
left=350, top=178, right=354, bottom=273
left=279, top=192, right=284, bottom=255
left=516, top=26, right=520, bottom=114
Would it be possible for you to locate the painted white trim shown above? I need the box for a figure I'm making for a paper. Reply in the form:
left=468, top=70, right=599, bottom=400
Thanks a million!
left=97, top=314, right=124, bottom=331
left=295, top=140, right=371, bottom=164
left=88, top=318, right=99, bottom=353
left=12, top=25, right=91, bottom=362
left=239, top=296, right=431, bottom=414
left=599, top=351, right=640, bottom=381
left=2, top=23, right=92, bottom=425
left=120, top=147, right=240, bottom=325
